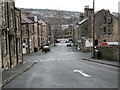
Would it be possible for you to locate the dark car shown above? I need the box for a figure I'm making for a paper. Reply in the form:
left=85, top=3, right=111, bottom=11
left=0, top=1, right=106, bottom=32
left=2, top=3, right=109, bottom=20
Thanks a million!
left=42, top=45, right=51, bottom=51
left=55, top=39, right=60, bottom=43
left=65, top=41, right=69, bottom=43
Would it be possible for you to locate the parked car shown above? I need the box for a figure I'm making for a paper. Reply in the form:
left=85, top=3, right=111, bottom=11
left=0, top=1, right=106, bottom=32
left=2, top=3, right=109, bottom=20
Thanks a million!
left=66, top=43, right=71, bottom=47
left=42, top=45, right=51, bottom=51
left=55, top=39, right=61, bottom=43
left=68, top=38, right=73, bottom=42
left=65, top=40, right=69, bottom=43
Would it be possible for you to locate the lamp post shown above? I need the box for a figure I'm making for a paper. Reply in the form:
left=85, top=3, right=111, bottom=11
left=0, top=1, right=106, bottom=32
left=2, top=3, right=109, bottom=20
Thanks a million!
left=92, top=0, right=95, bottom=58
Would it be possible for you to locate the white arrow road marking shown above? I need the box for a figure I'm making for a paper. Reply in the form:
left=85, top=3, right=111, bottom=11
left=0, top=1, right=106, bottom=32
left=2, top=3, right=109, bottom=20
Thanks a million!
left=74, top=70, right=91, bottom=78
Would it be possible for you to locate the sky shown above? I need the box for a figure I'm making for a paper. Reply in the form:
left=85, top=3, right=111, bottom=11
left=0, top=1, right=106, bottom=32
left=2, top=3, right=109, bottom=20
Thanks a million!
left=15, top=0, right=120, bottom=12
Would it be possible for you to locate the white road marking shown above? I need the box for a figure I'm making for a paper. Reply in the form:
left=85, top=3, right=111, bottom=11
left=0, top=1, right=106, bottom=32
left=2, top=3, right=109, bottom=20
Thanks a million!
left=74, top=70, right=91, bottom=78
left=38, top=58, right=76, bottom=62
left=63, top=52, right=75, bottom=55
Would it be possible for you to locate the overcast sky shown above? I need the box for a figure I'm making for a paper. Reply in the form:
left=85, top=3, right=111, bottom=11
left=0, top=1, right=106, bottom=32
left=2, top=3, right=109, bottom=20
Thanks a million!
left=15, top=0, right=120, bottom=12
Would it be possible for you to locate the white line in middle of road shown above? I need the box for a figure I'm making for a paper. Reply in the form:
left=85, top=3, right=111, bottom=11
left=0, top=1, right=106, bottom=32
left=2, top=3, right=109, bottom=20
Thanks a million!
left=74, top=70, right=91, bottom=78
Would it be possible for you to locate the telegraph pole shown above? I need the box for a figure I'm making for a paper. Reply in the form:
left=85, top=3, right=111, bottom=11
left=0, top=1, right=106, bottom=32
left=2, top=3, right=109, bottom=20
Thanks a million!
left=92, top=0, right=95, bottom=58
left=0, top=0, right=2, bottom=68
left=118, top=1, right=120, bottom=61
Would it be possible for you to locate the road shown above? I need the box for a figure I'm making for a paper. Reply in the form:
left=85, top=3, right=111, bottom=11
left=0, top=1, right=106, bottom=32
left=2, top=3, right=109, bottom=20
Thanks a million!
left=3, top=39, right=118, bottom=88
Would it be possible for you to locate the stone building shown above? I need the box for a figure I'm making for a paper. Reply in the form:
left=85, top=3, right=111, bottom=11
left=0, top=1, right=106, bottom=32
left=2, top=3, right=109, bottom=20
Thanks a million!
left=72, top=26, right=79, bottom=46
left=21, top=14, right=34, bottom=54
left=72, top=6, right=93, bottom=51
left=74, top=6, right=119, bottom=52
left=15, top=8, right=23, bottom=65
left=77, top=6, right=93, bottom=38
left=38, top=19, right=50, bottom=48
left=93, top=9, right=119, bottom=45
left=40, top=21, right=49, bottom=46
left=0, top=0, right=23, bottom=70
left=28, top=16, right=39, bottom=52
left=63, top=25, right=73, bottom=38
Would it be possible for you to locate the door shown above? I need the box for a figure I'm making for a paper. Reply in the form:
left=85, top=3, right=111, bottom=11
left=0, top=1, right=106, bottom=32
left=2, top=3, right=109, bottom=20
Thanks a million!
left=22, top=40, right=26, bottom=54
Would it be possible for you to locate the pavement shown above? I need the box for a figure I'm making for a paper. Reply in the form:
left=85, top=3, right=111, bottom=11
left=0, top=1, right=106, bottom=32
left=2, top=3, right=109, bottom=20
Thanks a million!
left=1, top=62, right=37, bottom=87
left=82, top=58, right=119, bottom=68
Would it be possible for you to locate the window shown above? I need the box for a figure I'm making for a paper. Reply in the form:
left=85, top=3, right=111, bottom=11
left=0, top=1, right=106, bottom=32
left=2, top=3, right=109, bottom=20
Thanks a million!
left=103, top=39, right=106, bottom=42
left=11, top=38, right=15, bottom=56
left=16, top=16, right=19, bottom=31
left=108, top=29, right=112, bottom=35
left=10, top=9, right=14, bottom=28
left=103, top=27, right=106, bottom=34
left=104, top=16, right=106, bottom=24
left=2, top=31, right=8, bottom=56
left=108, top=17, right=112, bottom=24
left=23, top=40, right=26, bottom=43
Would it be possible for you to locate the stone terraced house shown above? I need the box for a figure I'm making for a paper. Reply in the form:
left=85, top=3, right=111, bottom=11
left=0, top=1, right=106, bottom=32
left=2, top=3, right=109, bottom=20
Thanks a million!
left=0, top=0, right=23, bottom=70
left=21, top=14, right=34, bottom=54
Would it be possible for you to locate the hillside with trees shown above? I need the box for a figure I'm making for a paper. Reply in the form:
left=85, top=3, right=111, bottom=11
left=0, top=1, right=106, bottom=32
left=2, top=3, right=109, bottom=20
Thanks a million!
left=19, top=8, right=82, bottom=25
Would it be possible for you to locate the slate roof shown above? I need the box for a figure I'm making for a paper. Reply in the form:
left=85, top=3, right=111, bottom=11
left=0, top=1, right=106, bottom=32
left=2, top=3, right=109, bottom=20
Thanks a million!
left=21, top=14, right=34, bottom=24
left=38, top=19, right=47, bottom=25
left=112, top=12, right=119, bottom=18
left=78, top=18, right=88, bottom=25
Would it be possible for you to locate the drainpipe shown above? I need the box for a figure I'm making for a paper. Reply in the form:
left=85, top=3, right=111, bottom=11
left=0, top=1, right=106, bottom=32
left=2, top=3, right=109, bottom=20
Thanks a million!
left=0, top=30, right=2, bottom=68
left=27, top=24, right=30, bottom=54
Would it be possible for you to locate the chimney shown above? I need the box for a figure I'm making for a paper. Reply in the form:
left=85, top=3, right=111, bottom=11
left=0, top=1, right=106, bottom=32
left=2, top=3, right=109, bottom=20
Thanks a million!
left=84, top=5, right=93, bottom=18
left=79, top=13, right=84, bottom=21
left=34, top=16, right=38, bottom=22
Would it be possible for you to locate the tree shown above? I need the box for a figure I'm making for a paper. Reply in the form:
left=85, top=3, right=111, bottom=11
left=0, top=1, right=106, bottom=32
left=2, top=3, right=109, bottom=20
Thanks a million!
left=52, top=10, right=63, bottom=45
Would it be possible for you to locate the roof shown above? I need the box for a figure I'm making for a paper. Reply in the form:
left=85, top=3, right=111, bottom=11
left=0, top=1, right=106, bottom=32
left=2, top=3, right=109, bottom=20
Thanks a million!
left=112, top=12, right=119, bottom=18
left=21, top=14, right=34, bottom=24
left=78, top=18, right=88, bottom=25
left=27, top=17, right=34, bottom=21
left=38, top=19, right=47, bottom=25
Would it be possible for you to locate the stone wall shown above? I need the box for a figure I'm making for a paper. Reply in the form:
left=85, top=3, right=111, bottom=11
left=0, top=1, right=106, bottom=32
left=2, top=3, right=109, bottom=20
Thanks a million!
left=96, top=46, right=119, bottom=61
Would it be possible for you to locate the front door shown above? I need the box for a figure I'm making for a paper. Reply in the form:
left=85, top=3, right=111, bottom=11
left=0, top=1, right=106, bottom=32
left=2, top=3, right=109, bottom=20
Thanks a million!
left=22, top=40, right=26, bottom=54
